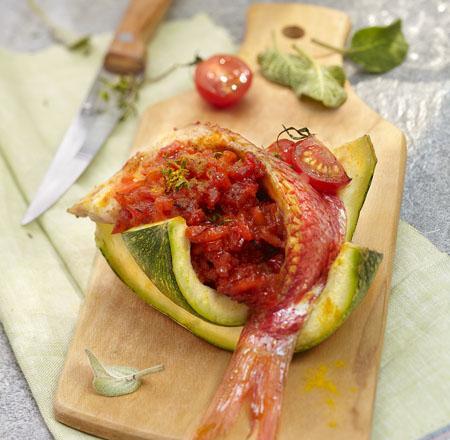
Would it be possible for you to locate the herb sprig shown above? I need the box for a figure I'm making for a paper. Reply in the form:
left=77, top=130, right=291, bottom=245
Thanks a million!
left=258, top=19, right=408, bottom=108
left=99, top=75, right=140, bottom=120
left=207, top=212, right=233, bottom=225
left=162, top=158, right=190, bottom=192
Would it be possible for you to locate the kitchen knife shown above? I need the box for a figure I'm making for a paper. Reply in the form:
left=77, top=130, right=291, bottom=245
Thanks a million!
left=22, top=0, right=171, bottom=225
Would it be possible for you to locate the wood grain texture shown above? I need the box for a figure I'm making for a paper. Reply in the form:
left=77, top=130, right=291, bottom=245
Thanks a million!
left=55, top=4, right=406, bottom=439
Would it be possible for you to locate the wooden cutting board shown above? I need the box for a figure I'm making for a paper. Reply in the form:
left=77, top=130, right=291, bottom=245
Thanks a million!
left=54, top=4, right=406, bottom=439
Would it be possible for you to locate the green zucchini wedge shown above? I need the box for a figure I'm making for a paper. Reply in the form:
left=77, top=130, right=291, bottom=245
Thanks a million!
left=336, top=135, right=377, bottom=241
left=294, top=242, right=381, bottom=351
left=123, top=218, right=248, bottom=326
left=96, top=223, right=381, bottom=352
left=120, top=219, right=196, bottom=313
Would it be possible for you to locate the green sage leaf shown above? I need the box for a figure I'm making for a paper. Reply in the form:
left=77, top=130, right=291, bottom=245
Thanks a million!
left=312, top=19, right=408, bottom=74
left=85, top=349, right=164, bottom=397
left=257, top=45, right=347, bottom=108
left=348, top=19, right=408, bottom=73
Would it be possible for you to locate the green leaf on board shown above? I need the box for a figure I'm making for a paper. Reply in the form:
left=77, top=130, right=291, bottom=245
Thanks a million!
left=312, top=19, right=409, bottom=74
left=257, top=44, right=347, bottom=108
left=348, top=20, right=408, bottom=73
left=85, top=349, right=164, bottom=397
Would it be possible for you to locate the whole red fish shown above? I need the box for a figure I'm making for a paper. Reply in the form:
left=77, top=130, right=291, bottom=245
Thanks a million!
left=70, top=123, right=347, bottom=439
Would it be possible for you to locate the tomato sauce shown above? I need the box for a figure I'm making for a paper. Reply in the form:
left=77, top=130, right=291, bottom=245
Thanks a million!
left=113, top=142, right=286, bottom=309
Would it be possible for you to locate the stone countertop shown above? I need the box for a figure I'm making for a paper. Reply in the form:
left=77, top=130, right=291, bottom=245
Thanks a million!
left=0, top=0, right=448, bottom=439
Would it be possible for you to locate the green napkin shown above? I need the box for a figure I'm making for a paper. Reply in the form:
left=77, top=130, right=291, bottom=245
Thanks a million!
left=0, top=14, right=448, bottom=440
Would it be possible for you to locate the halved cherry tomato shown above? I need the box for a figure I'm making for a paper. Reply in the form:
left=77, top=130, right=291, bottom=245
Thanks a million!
left=194, top=54, right=253, bottom=108
left=292, top=136, right=351, bottom=193
left=267, top=138, right=296, bottom=163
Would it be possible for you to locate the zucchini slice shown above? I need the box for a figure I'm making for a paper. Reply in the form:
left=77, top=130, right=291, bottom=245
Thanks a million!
left=336, top=135, right=377, bottom=241
left=123, top=218, right=248, bottom=326
left=119, top=220, right=195, bottom=313
left=97, top=223, right=381, bottom=352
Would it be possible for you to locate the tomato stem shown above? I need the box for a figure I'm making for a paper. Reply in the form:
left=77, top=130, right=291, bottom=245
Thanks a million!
left=277, top=126, right=311, bottom=147
left=146, top=55, right=203, bottom=84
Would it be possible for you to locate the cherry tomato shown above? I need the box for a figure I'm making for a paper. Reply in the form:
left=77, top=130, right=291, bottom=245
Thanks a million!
left=292, top=136, right=351, bottom=193
left=194, top=54, right=253, bottom=108
left=267, top=138, right=296, bottom=163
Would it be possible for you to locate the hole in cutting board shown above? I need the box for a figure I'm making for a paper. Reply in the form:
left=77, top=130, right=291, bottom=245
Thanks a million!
left=282, top=25, right=305, bottom=39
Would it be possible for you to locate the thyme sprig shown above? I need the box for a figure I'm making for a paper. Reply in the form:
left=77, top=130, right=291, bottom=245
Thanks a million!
left=97, top=55, right=203, bottom=121
left=161, top=158, right=190, bottom=192
left=207, top=211, right=233, bottom=225
left=99, top=75, right=140, bottom=120
left=207, top=212, right=222, bottom=224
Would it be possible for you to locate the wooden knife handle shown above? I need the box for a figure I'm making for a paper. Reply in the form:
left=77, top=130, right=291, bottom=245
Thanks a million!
left=104, top=0, right=172, bottom=74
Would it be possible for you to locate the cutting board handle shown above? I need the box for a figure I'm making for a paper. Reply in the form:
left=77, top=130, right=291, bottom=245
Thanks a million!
left=239, top=3, right=351, bottom=69
left=105, top=0, right=172, bottom=74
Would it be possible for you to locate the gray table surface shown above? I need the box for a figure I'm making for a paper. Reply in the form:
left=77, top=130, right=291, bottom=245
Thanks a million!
left=0, top=0, right=449, bottom=439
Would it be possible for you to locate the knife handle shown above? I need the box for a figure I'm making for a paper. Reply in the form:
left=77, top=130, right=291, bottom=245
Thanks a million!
left=104, top=0, right=172, bottom=74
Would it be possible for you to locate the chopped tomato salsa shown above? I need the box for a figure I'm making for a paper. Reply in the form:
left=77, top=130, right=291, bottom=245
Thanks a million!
left=113, top=142, right=286, bottom=309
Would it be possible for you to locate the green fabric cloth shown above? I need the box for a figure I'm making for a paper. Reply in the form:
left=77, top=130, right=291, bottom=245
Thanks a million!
left=0, top=14, right=448, bottom=440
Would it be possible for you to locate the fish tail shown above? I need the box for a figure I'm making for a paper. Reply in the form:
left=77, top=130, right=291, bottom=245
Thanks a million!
left=249, top=334, right=296, bottom=440
left=192, top=319, right=297, bottom=440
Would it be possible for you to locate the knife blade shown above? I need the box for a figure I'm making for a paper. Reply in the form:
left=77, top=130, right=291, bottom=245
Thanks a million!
left=22, top=0, right=171, bottom=225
